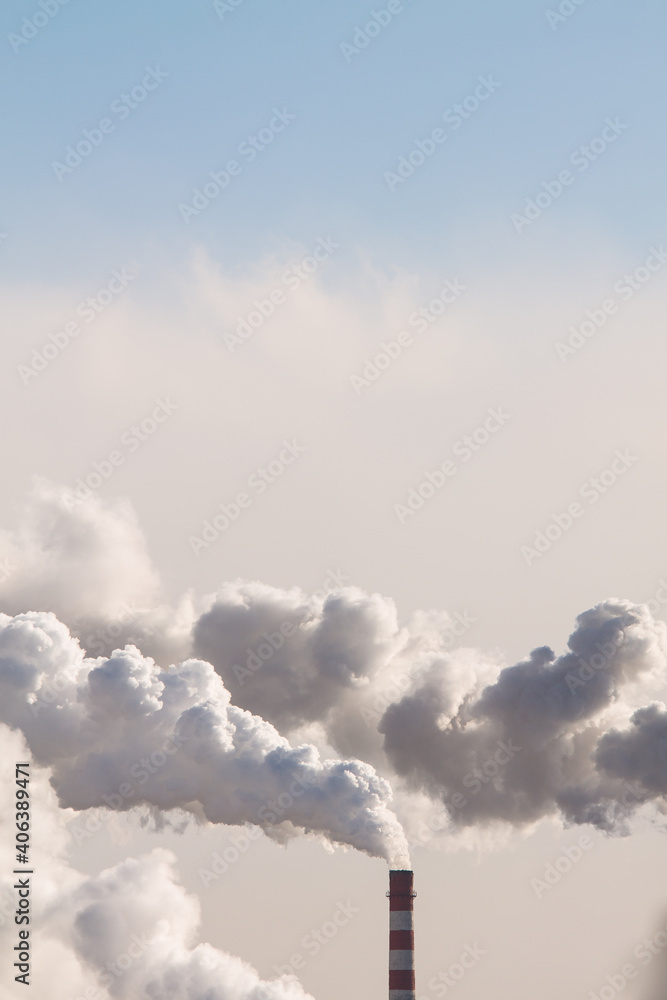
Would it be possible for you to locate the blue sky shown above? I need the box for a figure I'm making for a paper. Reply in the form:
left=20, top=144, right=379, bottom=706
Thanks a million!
left=4, top=0, right=667, bottom=287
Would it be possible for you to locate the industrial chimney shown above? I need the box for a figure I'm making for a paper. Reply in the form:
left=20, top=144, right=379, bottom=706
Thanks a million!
left=388, top=869, right=415, bottom=1000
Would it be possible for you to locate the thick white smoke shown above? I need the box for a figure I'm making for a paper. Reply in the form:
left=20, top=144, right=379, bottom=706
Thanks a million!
left=0, top=479, right=160, bottom=624
left=0, top=725, right=315, bottom=1000
left=0, top=479, right=194, bottom=666
left=191, top=579, right=410, bottom=765
left=2, top=480, right=667, bottom=851
left=191, top=584, right=667, bottom=838
left=55, top=849, right=315, bottom=1000
left=0, top=610, right=409, bottom=866
left=192, top=580, right=402, bottom=731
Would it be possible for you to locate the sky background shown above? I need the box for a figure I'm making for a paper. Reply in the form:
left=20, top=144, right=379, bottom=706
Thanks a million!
left=3, top=1, right=667, bottom=999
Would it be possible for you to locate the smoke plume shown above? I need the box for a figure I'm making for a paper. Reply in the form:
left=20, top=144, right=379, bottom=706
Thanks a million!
left=56, top=849, right=315, bottom=1000
left=0, top=724, right=315, bottom=1000
left=2, top=480, right=667, bottom=850
left=380, top=600, right=667, bottom=833
left=0, top=609, right=409, bottom=866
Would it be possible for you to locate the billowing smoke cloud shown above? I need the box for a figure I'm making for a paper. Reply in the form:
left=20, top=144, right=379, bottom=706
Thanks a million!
left=56, top=849, right=314, bottom=1000
left=0, top=479, right=194, bottom=665
left=596, top=703, right=667, bottom=795
left=0, top=725, right=315, bottom=1000
left=0, top=610, right=409, bottom=865
left=193, top=581, right=401, bottom=730
left=193, top=583, right=667, bottom=838
left=191, top=583, right=487, bottom=769
left=0, top=479, right=160, bottom=623
left=192, top=580, right=409, bottom=763
left=2, top=480, right=667, bottom=849
left=380, top=600, right=667, bottom=833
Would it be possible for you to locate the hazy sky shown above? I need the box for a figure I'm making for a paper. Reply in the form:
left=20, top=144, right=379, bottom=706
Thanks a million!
left=2, top=2, right=667, bottom=1000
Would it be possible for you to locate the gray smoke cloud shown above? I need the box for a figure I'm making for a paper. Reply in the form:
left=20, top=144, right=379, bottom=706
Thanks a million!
left=190, top=583, right=488, bottom=772
left=380, top=600, right=667, bottom=833
left=56, top=849, right=315, bottom=1000
left=0, top=723, right=315, bottom=1000
left=0, top=479, right=196, bottom=670
left=0, top=479, right=160, bottom=624
left=3, top=480, right=667, bottom=848
left=192, top=580, right=409, bottom=763
left=193, top=581, right=399, bottom=729
left=596, top=703, right=667, bottom=795
left=0, top=610, right=409, bottom=866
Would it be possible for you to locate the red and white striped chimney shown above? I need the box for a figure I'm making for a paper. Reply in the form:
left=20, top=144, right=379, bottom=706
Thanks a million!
left=388, top=869, right=415, bottom=1000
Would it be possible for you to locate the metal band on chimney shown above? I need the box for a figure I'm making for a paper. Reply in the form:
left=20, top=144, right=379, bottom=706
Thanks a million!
left=388, top=869, right=415, bottom=1000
